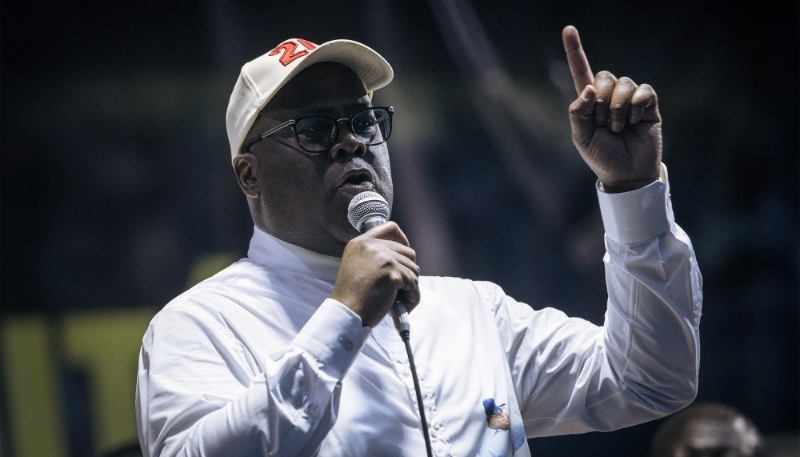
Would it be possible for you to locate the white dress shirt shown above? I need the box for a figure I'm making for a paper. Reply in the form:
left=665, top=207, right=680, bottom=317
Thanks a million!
left=136, top=165, right=702, bottom=457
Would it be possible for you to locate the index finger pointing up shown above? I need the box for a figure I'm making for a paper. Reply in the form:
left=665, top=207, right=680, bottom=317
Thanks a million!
left=562, top=25, right=594, bottom=95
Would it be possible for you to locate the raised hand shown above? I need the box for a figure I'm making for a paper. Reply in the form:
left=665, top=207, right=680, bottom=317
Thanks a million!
left=562, top=25, right=662, bottom=193
left=332, top=222, right=421, bottom=328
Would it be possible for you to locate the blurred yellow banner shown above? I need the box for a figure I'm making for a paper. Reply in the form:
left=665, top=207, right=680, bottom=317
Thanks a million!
left=3, top=308, right=157, bottom=457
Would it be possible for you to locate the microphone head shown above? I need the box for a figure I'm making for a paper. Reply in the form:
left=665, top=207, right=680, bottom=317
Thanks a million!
left=347, top=191, right=390, bottom=232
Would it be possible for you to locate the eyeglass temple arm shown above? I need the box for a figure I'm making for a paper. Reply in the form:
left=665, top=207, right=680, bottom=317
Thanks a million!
left=243, top=119, right=296, bottom=153
left=260, top=119, right=296, bottom=139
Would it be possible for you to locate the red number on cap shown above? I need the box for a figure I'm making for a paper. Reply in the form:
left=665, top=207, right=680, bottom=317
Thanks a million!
left=269, top=39, right=318, bottom=66
left=296, top=38, right=317, bottom=50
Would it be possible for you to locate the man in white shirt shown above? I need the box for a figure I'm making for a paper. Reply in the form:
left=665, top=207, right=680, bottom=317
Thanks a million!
left=136, top=26, right=702, bottom=456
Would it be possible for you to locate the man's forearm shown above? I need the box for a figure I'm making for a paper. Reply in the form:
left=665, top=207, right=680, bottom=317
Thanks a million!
left=137, top=299, right=369, bottom=457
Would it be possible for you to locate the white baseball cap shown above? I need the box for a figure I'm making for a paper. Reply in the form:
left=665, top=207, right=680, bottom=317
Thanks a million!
left=225, top=38, right=394, bottom=162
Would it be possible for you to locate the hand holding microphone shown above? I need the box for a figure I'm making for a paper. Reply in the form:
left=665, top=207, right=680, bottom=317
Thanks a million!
left=331, top=192, right=420, bottom=328
left=339, top=193, right=432, bottom=456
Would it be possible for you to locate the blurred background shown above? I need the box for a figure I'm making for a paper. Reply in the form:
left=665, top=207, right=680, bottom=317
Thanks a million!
left=2, top=0, right=797, bottom=456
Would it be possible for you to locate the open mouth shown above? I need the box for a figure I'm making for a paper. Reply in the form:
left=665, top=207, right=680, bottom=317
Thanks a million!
left=339, top=170, right=374, bottom=193
left=344, top=173, right=370, bottom=186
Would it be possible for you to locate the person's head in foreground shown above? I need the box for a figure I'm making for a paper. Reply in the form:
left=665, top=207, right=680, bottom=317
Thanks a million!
left=649, top=402, right=764, bottom=457
left=227, top=38, right=394, bottom=258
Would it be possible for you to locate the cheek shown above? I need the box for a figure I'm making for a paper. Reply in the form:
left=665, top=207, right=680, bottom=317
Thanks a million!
left=371, top=146, right=394, bottom=203
left=259, top=154, right=322, bottom=209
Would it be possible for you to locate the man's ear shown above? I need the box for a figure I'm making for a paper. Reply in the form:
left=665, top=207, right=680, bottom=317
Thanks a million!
left=233, top=153, right=260, bottom=198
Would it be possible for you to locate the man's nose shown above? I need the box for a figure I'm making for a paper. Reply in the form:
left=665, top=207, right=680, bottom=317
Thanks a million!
left=328, top=123, right=367, bottom=159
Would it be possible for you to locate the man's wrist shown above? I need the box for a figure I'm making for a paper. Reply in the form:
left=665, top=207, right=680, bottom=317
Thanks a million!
left=599, top=165, right=666, bottom=194
left=599, top=177, right=657, bottom=193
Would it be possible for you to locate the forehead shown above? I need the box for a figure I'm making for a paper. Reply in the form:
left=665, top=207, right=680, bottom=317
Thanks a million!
left=264, top=62, right=369, bottom=114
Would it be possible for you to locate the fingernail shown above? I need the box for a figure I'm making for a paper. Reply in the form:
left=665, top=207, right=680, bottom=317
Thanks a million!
left=630, top=115, right=639, bottom=124
left=611, top=121, right=622, bottom=132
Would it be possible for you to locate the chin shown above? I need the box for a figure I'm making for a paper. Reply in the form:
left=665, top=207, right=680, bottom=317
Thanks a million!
left=329, top=218, right=360, bottom=243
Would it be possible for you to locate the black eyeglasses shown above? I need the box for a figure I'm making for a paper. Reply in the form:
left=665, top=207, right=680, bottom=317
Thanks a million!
left=244, top=106, right=394, bottom=153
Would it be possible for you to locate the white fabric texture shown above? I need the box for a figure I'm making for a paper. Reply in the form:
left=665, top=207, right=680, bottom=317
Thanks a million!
left=136, top=165, right=702, bottom=457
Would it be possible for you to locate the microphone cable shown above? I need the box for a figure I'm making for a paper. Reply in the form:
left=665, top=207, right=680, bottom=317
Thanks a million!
left=394, top=300, right=433, bottom=457
left=348, top=191, right=433, bottom=456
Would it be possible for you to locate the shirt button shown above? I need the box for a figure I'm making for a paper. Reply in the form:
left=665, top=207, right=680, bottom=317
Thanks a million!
left=308, top=404, right=319, bottom=418
left=338, top=336, right=354, bottom=351
left=430, top=427, right=438, bottom=440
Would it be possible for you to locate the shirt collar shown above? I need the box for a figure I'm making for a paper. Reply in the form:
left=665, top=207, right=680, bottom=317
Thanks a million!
left=247, top=226, right=342, bottom=285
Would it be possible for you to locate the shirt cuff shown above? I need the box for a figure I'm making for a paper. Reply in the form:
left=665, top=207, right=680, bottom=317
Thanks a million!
left=597, top=163, right=672, bottom=245
left=292, top=298, right=371, bottom=378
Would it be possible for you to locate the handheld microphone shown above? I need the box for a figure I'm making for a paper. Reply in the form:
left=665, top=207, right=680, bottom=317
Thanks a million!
left=346, top=192, right=410, bottom=334
left=347, top=191, right=391, bottom=231
left=346, top=191, right=431, bottom=457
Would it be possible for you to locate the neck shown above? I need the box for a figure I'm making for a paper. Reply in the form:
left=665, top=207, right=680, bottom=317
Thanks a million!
left=249, top=202, right=348, bottom=258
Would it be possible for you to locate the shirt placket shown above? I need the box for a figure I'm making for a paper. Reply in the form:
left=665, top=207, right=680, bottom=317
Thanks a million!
left=370, top=318, right=453, bottom=457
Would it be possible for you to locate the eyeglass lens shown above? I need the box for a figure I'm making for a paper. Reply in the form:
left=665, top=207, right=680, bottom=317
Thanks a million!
left=294, top=109, right=391, bottom=152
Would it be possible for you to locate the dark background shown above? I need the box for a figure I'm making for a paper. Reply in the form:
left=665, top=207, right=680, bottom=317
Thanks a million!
left=2, top=0, right=798, bottom=455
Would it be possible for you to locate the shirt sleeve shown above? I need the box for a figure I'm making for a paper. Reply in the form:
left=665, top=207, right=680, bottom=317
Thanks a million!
left=487, top=163, right=702, bottom=437
left=136, top=297, right=371, bottom=457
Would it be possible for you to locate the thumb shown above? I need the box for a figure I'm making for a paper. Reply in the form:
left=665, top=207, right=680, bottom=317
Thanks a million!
left=398, top=284, right=421, bottom=311
left=568, top=85, right=597, bottom=148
